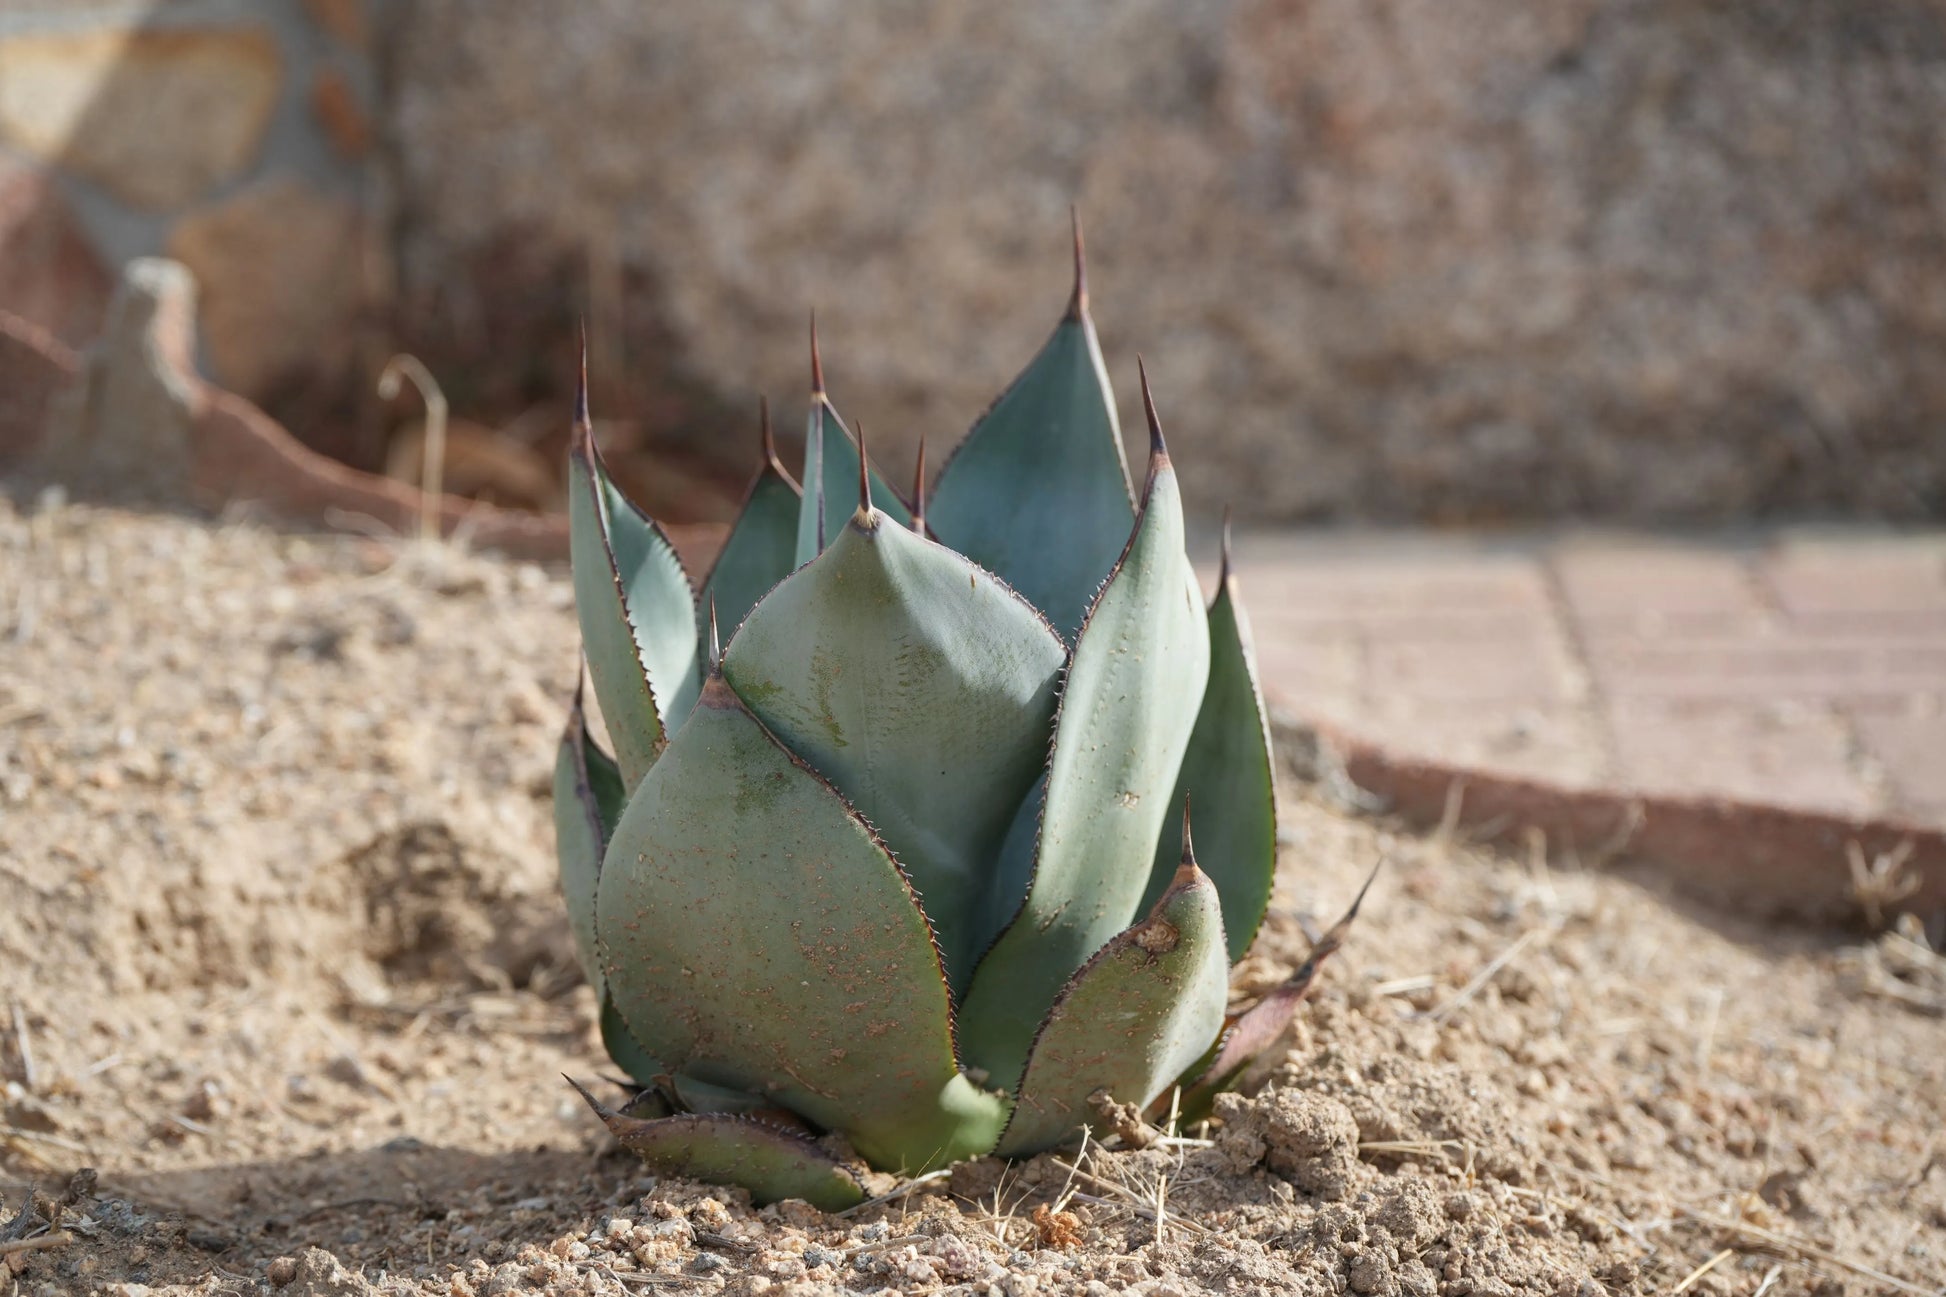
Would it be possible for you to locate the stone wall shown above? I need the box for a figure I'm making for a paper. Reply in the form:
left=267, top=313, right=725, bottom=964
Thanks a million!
left=387, top=0, right=1946, bottom=523
left=6, top=1, right=1945, bottom=524
left=0, top=0, right=380, bottom=445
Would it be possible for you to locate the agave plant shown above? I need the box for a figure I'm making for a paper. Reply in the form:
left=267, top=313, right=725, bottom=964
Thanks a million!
left=554, top=227, right=1360, bottom=1209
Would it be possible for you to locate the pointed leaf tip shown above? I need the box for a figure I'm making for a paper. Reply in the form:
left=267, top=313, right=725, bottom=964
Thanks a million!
left=1170, top=795, right=1202, bottom=891
left=1157, top=863, right=1373, bottom=1127
left=924, top=276, right=1134, bottom=636
left=809, top=310, right=824, bottom=394
left=854, top=420, right=872, bottom=520
left=702, top=396, right=803, bottom=643
left=912, top=436, right=928, bottom=534
left=567, top=420, right=702, bottom=785
left=1067, top=207, right=1088, bottom=321
left=1137, top=356, right=1167, bottom=462
left=574, top=326, right=591, bottom=430
left=1219, top=507, right=1235, bottom=588
left=565, top=1073, right=620, bottom=1128
left=1344, top=857, right=1383, bottom=924
left=707, top=596, right=722, bottom=674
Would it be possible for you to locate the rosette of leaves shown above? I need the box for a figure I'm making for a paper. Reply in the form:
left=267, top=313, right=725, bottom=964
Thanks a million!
left=555, top=226, right=1359, bottom=1209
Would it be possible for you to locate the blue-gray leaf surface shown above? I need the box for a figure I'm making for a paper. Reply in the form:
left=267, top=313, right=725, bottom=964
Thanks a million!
left=929, top=307, right=1133, bottom=639
left=957, top=433, right=1210, bottom=1090
left=724, top=507, right=1065, bottom=991
left=700, top=413, right=802, bottom=642
left=568, top=423, right=700, bottom=786
left=596, top=674, right=1010, bottom=1173
left=795, top=394, right=911, bottom=565
left=1142, top=555, right=1278, bottom=962
left=999, top=859, right=1229, bottom=1157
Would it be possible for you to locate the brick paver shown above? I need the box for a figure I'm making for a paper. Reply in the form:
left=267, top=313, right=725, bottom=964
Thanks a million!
left=1232, top=529, right=1946, bottom=830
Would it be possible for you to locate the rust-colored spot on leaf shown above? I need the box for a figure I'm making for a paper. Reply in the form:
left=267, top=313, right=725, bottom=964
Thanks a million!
left=1133, top=919, right=1179, bottom=956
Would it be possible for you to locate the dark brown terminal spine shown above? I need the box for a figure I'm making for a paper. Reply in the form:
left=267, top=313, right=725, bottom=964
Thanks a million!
left=854, top=420, right=873, bottom=522
left=911, top=436, right=928, bottom=534
left=1066, top=206, right=1088, bottom=321
left=1137, top=355, right=1169, bottom=464
left=707, top=596, right=722, bottom=674
left=809, top=310, right=825, bottom=395
left=575, top=320, right=592, bottom=431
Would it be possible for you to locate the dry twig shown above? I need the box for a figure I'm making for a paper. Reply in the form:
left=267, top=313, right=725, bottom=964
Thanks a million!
left=0, top=1232, right=70, bottom=1259
left=833, top=1168, right=950, bottom=1219
left=1553, top=1164, right=1944, bottom=1297
left=1670, top=1248, right=1734, bottom=1295
left=0, top=1126, right=86, bottom=1155
left=1671, top=1204, right=1941, bottom=1297
left=1426, top=924, right=1557, bottom=1022
left=376, top=354, right=450, bottom=544
left=1047, top=1156, right=1211, bottom=1237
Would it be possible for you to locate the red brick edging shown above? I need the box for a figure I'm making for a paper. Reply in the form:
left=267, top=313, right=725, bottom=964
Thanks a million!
left=1314, top=718, right=1946, bottom=927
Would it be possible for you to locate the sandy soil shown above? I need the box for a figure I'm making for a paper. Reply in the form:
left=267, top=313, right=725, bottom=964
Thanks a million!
left=1, top=493, right=1942, bottom=1297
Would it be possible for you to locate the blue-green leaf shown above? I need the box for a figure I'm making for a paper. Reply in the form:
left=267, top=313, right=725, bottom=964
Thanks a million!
left=1000, top=856, right=1229, bottom=1157
left=699, top=402, right=802, bottom=641
left=600, top=996, right=663, bottom=1086
left=793, top=392, right=829, bottom=568
left=669, top=1073, right=776, bottom=1117
left=568, top=411, right=701, bottom=787
left=969, top=774, right=1045, bottom=971
left=595, top=674, right=1010, bottom=1173
left=795, top=378, right=912, bottom=566
left=928, top=240, right=1134, bottom=639
left=958, top=391, right=1211, bottom=1090
left=1142, top=539, right=1278, bottom=962
left=552, top=682, right=624, bottom=992
left=1162, top=866, right=1377, bottom=1125
left=555, top=693, right=664, bottom=1087
left=723, top=505, right=1065, bottom=991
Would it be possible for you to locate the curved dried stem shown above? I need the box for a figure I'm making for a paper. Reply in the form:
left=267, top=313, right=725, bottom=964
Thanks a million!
left=377, top=354, right=449, bottom=543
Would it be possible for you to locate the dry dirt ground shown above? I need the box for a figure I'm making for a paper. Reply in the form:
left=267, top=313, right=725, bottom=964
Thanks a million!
left=1, top=494, right=1943, bottom=1297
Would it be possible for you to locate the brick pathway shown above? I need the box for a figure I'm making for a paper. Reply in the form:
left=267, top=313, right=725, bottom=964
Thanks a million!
left=1232, top=529, right=1946, bottom=831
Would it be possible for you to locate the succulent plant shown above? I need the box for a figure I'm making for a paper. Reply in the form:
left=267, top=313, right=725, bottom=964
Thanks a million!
left=554, top=225, right=1362, bottom=1209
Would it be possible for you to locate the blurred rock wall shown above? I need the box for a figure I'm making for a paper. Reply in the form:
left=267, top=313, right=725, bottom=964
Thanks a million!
left=5, top=1, right=1943, bottom=523
left=388, top=0, right=1946, bottom=522
left=0, top=0, right=380, bottom=421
